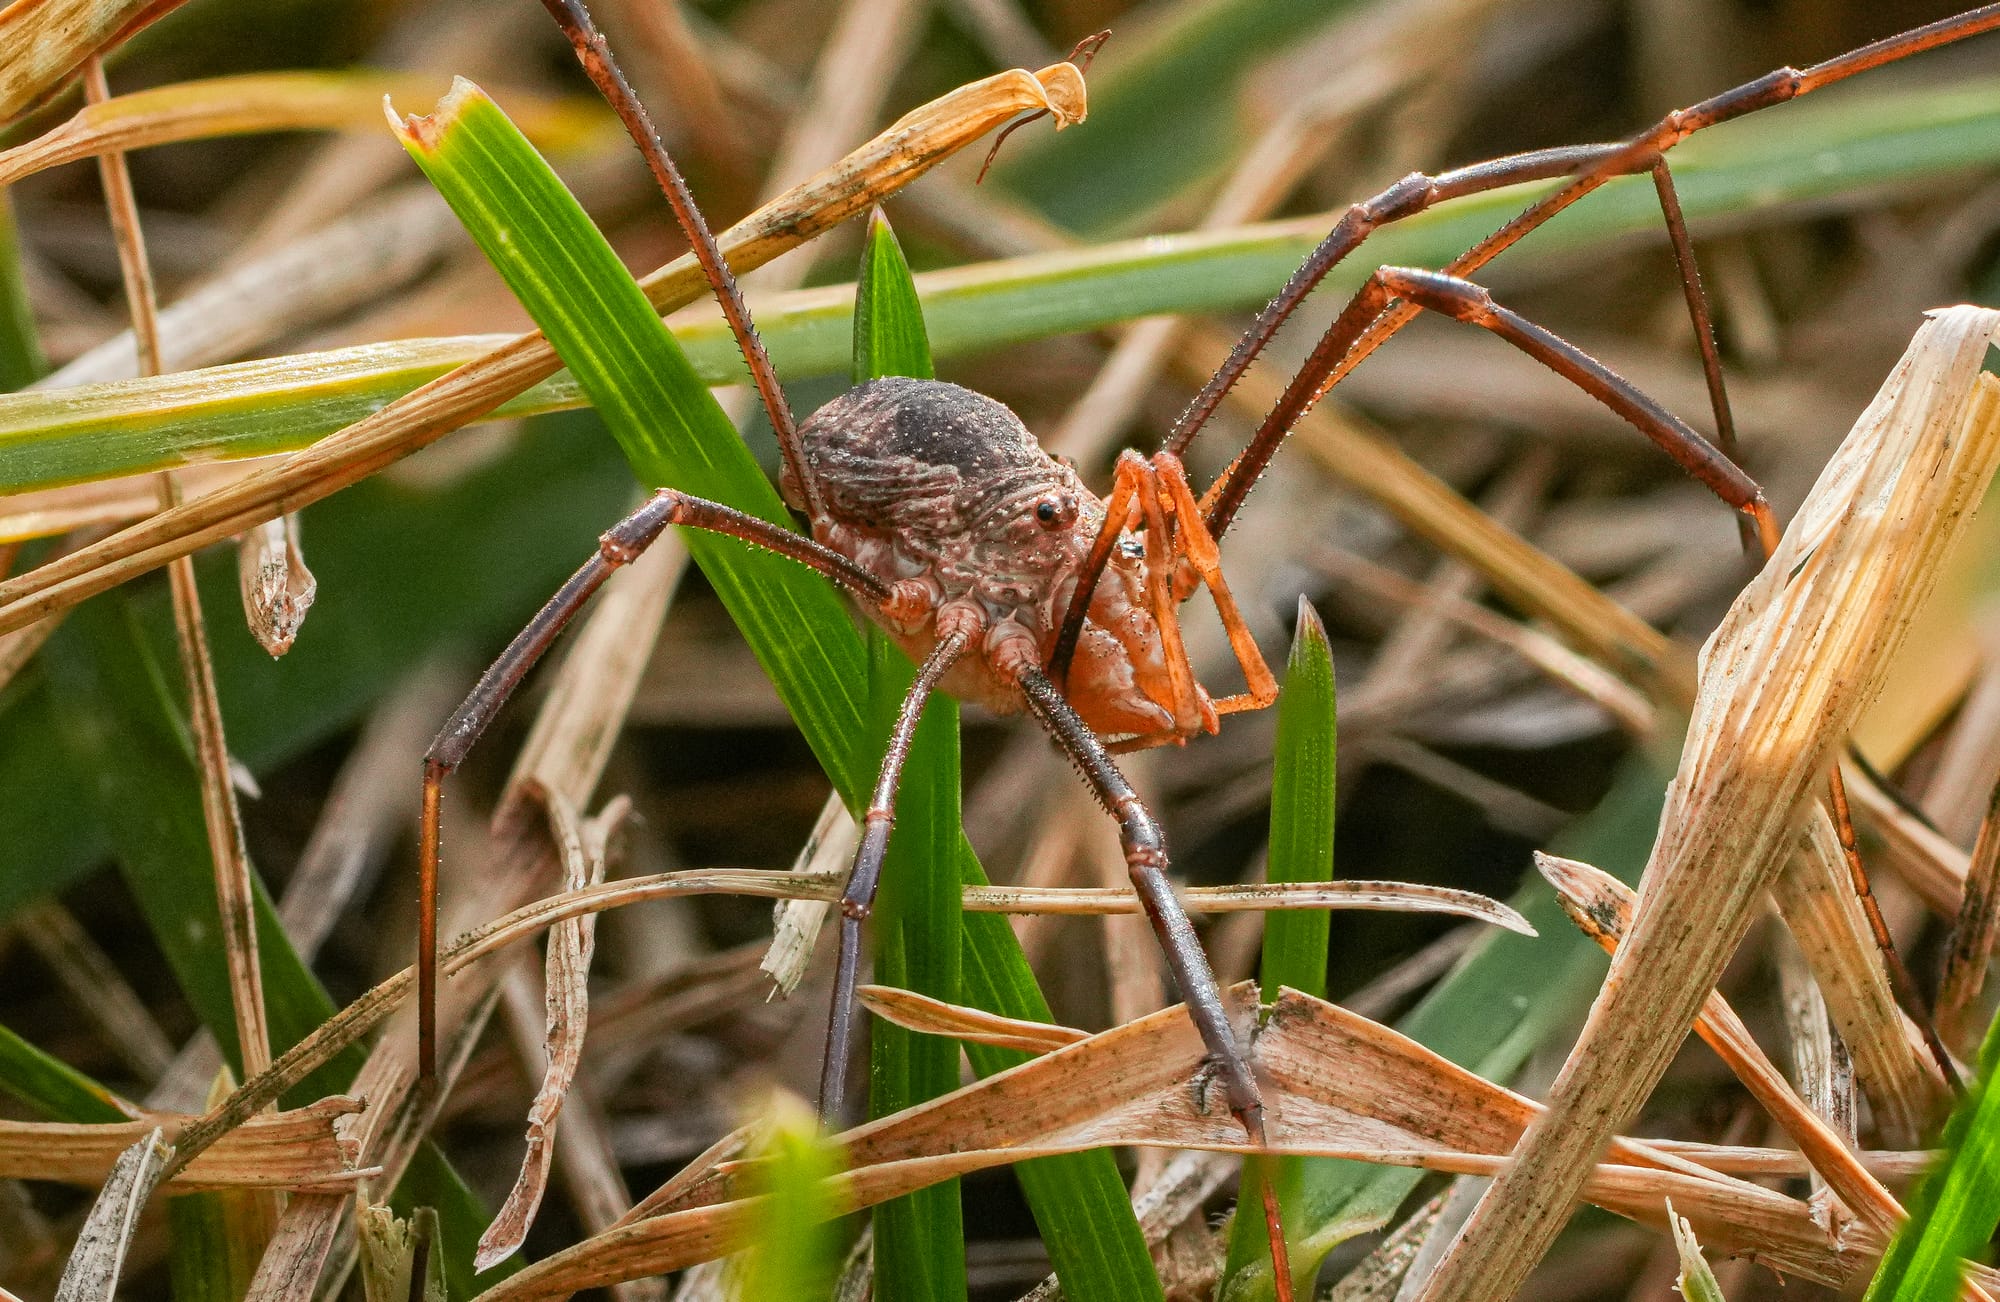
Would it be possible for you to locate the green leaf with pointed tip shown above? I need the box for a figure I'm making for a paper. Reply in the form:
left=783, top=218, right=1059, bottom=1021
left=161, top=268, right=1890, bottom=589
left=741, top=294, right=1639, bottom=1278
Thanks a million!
left=854, top=209, right=966, bottom=1302
left=1863, top=1004, right=2000, bottom=1300
left=1224, top=599, right=1338, bottom=1301
left=397, top=83, right=1159, bottom=1302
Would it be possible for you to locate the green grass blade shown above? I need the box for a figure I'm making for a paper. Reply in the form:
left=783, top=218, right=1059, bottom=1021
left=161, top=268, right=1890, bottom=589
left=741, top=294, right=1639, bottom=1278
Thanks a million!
left=1670, top=1202, right=1729, bottom=1302
left=11, top=77, right=2000, bottom=494
left=1863, top=1008, right=2000, bottom=1300
left=739, top=1095, right=844, bottom=1301
left=0, top=187, right=44, bottom=390
left=395, top=81, right=1158, bottom=1302
left=169, top=1189, right=265, bottom=1302
left=0, top=1020, right=132, bottom=1122
left=854, top=210, right=966, bottom=1302
left=1223, top=599, right=1338, bottom=1300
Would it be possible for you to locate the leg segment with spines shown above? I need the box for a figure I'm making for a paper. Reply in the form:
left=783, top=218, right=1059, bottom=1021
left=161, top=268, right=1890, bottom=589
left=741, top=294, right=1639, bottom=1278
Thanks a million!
left=818, top=628, right=972, bottom=1122
left=417, top=488, right=894, bottom=1087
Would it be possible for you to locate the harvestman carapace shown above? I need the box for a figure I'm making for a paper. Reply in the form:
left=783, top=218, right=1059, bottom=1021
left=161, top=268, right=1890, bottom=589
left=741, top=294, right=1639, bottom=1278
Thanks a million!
left=413, top=1, right=2000, bottom=1291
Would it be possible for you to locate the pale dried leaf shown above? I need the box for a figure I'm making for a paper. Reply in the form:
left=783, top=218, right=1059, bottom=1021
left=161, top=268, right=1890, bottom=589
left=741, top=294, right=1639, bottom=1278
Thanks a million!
left=0, top=0, right=187, bottom=124
left=762, top=794, right=857, bottom=995
left=52, top=1126, right=171, bottom=1302
left=1772, top=803, right=1947, bottom=1143
left=1413, top=308, right=2000, bottom=1302
left=241, top=1192, right=345, bottom=1302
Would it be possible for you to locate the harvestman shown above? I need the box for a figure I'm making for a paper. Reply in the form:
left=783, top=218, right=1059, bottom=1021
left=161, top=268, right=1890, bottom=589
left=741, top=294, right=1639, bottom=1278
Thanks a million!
left=413, top=1, right=2000, bottom=1290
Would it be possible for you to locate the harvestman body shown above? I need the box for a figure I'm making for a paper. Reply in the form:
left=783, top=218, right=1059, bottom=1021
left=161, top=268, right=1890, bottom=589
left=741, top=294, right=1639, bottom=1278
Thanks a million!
left=406, top=2, right=2000, bottom=1295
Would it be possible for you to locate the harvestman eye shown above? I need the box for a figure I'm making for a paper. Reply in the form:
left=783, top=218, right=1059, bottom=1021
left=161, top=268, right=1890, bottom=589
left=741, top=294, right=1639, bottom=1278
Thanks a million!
left=1034, top=496, right=1072, bottom=527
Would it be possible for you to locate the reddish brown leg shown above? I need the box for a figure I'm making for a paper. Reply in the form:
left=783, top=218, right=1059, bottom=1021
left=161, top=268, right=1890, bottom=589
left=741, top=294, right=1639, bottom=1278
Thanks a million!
left=536, top=0, right=824, bottom=522
left=819, top=628, right=972, bottom=1122
left=1177, top=5, right=2000, bottom=538
left=1015, top=664, right=1294, bottom=1301
left=417, top=489, right=893, bottom=1088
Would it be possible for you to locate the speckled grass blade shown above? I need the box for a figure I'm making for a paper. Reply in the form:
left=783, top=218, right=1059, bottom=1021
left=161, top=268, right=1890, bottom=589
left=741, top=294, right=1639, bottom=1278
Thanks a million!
left=852, top=210, right=966, bottom=1302
left=1223, top=598, right=1338, bottom=1299
left=1864, top=1009, right=2000, bottom=1301
left=393, top=81, right=1158, bottom=1302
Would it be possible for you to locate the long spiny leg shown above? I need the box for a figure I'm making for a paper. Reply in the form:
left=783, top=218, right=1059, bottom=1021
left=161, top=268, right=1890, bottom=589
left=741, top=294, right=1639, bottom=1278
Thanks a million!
left=1152, top=453, right=1277, bottom=716
left=1177, top=5, right=2000, bottom=538
left=536, top=0, right=822, bottom=521
left=819, top=629, right=972, bottom=1123
left=1015, top=663, right=1294, bottom=1300
left=417, top=490, right=895, bottom=1088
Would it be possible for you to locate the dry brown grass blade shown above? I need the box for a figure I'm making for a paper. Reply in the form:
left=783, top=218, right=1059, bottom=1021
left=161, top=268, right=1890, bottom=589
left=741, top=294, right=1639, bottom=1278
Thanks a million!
left=761, top=793, right=856, bottom=994
left=85, top=54, right=274, bottom=1091
left=1535, top=852, right=1903, bottom=1237
left=1844, top=756, right=1969, bottom=916
left=0, top=71, right=604, bottom=187
left=1938, top=780, right=2000, bottom=1050
left=0, top=58, right=1089, bottom=636
left=478, top=989, right=1856, bottom=1300
left=1319, top=547, right=1655, bottom=737
left=1772, top=803, right=1949, bottom=1143
left=854, top=984, right=1089, bottom=1053
left=157, top=863, right=1525, bottom=1182
left=1410, top=307, right=2000, bottom=1302
left=0, top=0, right=188, bottom=124
left=240, top=1192, right=345, bottom=1302
left=1, top=1098, right=361, bottom=1191
left=51, top=1125, right=171, bottom=1302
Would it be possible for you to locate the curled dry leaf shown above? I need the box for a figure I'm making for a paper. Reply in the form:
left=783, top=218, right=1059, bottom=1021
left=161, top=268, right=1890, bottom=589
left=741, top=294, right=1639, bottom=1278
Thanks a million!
left=237, top=513, right=315, bottom=657
left=1413, top=306, right=2000, bottom=1302
left=474, top=790, right=621, bottom=1272
left=0, top=56, right=1092, bottom=635
left=0, top=1097, right=364, bottom=1192
left=478, top=988, right=1870, bottom=1300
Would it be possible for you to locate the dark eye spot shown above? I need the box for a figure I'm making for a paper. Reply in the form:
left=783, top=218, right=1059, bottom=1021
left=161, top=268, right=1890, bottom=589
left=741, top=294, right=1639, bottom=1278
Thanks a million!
left=1035, top=499, right=1059, bottom=524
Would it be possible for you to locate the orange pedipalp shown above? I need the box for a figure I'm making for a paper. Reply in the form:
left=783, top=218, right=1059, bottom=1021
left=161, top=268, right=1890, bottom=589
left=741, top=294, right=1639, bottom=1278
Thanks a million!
left=1153, top=453, right=1279, bottom=717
